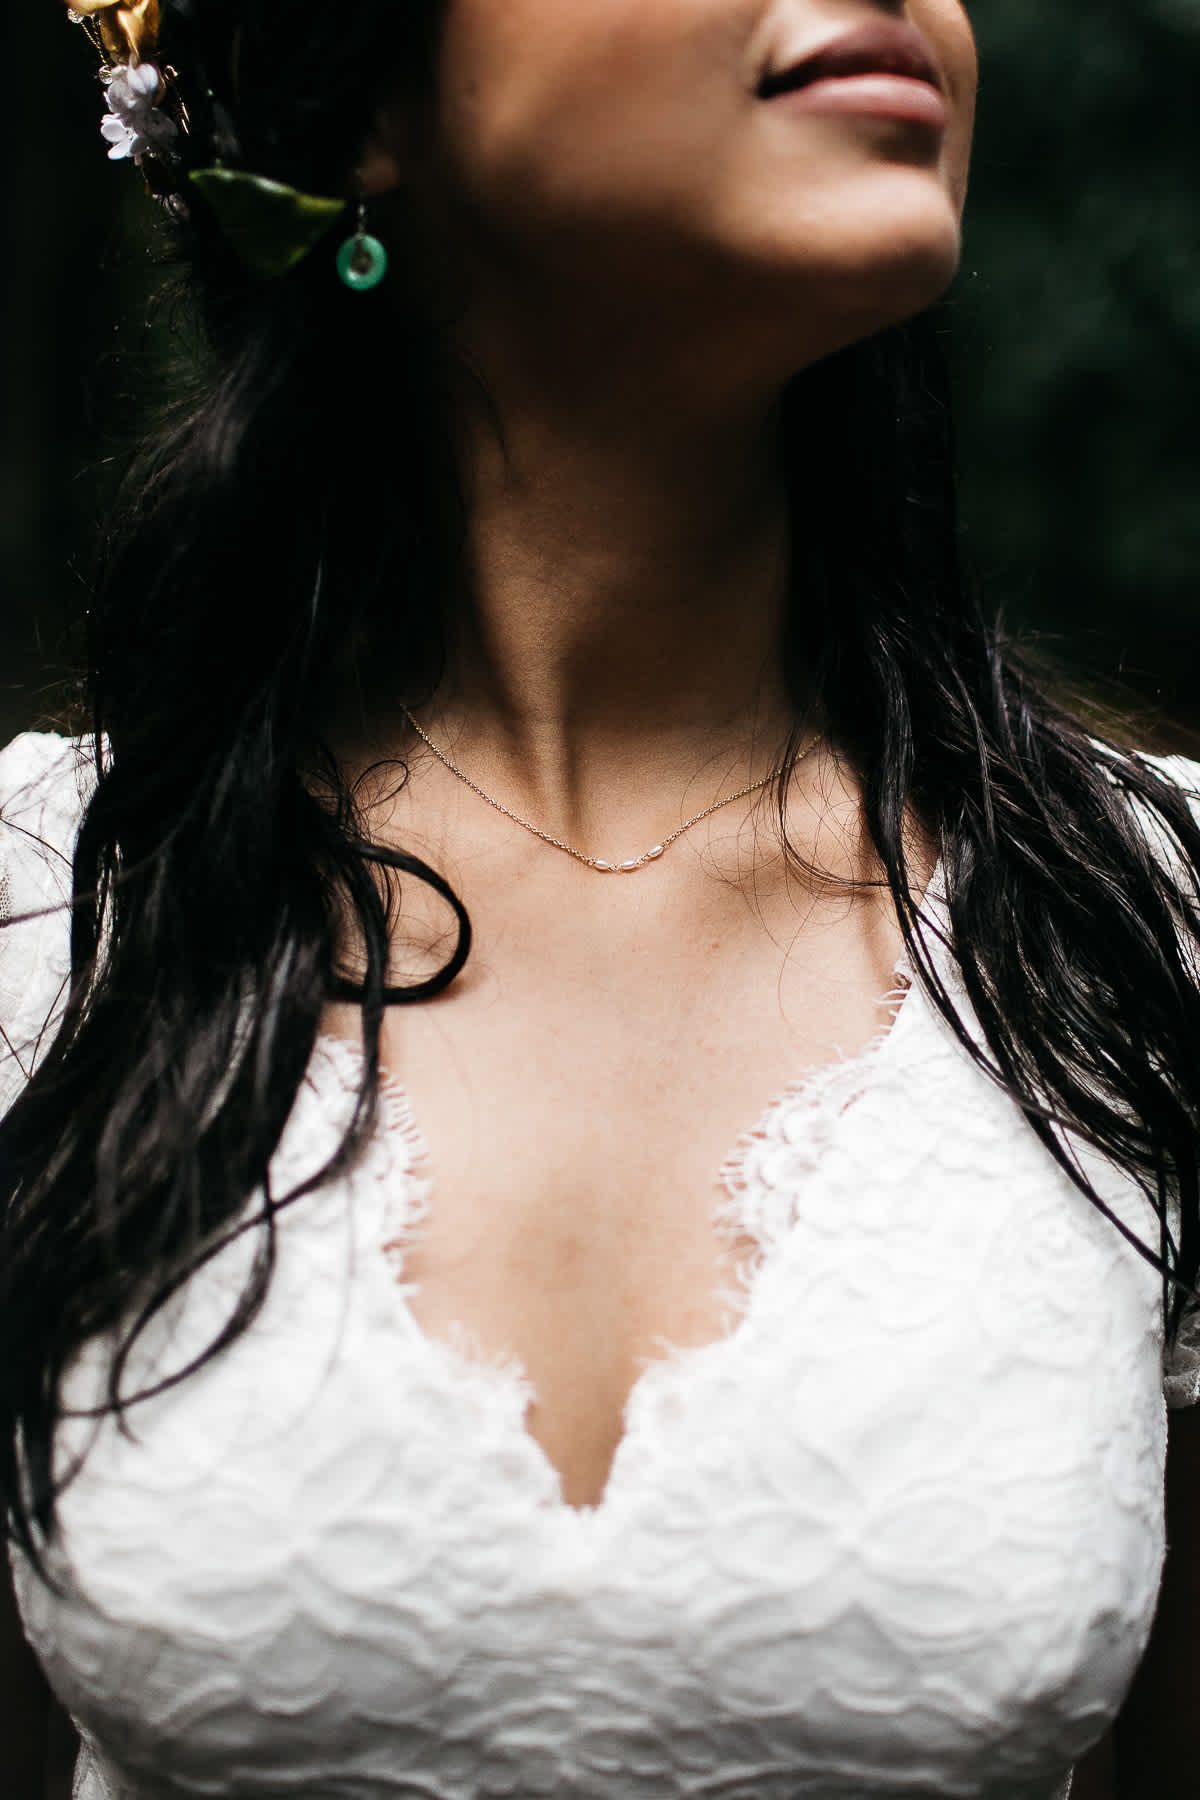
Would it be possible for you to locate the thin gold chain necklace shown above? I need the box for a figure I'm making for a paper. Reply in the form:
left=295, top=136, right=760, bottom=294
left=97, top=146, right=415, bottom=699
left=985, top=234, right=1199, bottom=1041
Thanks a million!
left=401, top=706, right=793, bottom=874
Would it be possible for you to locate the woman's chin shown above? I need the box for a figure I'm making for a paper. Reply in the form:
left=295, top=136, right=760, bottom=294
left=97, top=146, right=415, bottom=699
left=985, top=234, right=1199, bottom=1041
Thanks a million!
left=796, top=220, right=965, bottom=347
left=866, top=238, right=962, bottom=328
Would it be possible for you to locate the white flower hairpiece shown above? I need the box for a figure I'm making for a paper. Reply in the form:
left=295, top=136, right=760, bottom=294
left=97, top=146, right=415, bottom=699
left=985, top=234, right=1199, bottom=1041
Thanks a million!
left=64, top=1, right=370, bottom=284
left=65, top=4, right=180, bottom=168
left=98, top=58, right=179, bottom=164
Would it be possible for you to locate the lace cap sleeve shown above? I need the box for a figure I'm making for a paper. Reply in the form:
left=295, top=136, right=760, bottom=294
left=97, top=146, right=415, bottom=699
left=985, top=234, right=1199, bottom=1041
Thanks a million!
left=0, top=732, right=95, bottom=1118
left=1164, top=1312, right=1200, bottom=1412
left=1135, top=750, right=1200, bottom=1408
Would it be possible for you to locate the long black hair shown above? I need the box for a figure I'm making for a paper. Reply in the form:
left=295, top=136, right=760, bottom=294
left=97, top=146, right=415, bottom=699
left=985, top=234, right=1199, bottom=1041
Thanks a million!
left=3, top=0, right=1200, bottom=1569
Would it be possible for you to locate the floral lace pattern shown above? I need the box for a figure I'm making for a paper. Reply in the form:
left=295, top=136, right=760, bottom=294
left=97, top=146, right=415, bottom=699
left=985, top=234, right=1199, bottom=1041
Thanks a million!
left=0, top=731, right=1195, bottom=1800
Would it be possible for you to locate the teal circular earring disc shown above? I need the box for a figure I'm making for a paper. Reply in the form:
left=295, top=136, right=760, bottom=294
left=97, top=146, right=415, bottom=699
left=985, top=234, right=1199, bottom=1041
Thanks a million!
left=337, top=233, right=389, bottom=292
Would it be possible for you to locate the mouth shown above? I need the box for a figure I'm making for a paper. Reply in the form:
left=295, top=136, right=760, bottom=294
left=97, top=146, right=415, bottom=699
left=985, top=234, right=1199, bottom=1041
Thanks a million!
left=758, top=19, right=944, bottom=102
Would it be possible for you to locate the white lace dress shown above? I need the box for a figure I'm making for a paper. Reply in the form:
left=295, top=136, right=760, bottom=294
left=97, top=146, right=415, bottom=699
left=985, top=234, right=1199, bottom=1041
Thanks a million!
left=1, top=732, right=1197, bottom=1800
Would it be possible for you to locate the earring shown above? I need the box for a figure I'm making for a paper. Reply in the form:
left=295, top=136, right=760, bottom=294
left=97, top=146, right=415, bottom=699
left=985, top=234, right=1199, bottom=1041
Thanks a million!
left=336, top=199, right=388, bottom=292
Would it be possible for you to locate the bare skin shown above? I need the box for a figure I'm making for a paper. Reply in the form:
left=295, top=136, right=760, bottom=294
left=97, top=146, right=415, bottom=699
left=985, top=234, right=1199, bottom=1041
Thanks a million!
left=323, top=754, right=918, bottom=1508
left=7, top=2, right=1196, bottom=1793
left=325, top=0, right=977, bottom=1508
left=334, top=2, right=1200, bottom=1787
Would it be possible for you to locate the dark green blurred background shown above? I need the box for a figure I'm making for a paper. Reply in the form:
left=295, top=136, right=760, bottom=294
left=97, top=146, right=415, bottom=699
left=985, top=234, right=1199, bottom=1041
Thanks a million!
left=4, top=3, right=1199, bottom=746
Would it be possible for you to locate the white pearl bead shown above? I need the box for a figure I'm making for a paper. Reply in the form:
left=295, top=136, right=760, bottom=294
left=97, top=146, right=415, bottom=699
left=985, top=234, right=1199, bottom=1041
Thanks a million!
left=620, top=860, right=640, bottom=872
left=646, top=845, right=666, bottom=860
left=593, top=860, right=614, bottom=872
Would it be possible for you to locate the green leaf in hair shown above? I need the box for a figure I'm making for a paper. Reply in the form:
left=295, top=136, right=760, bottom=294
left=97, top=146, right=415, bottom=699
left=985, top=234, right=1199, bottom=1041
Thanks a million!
left=189, top=169, right=346, bottom=281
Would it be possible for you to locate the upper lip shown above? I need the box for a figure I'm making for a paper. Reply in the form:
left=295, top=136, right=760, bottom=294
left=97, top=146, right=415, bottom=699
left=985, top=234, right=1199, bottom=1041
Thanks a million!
left=758, top=19, right=944, bottom=100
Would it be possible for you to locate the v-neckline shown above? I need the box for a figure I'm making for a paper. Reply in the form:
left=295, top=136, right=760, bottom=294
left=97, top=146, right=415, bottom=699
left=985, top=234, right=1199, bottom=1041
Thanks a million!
left=311, top=953, right=926, bottom=1522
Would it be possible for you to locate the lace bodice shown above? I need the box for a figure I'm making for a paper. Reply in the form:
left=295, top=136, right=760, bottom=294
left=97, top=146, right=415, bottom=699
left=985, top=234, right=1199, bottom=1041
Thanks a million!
left=2, top=731, right=1197, bottom=1800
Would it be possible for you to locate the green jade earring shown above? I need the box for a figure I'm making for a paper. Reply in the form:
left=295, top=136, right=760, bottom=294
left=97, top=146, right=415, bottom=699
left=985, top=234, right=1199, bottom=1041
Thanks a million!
left=336, top=199, right=389, bottom=292
left=187, top=169, right=388, bottom=290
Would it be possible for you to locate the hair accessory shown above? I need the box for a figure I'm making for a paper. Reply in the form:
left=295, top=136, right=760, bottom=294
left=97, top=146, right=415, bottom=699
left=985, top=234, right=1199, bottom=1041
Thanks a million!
left=400, top=707, right=798, bottom=874
left=65, top=2, right=369, bottom=284
left=99, top=58, right=179, bottom=163
left=67, top=0, right=182, bottom=178
left=189, top=169, right=346, bottom=281
left=67, top=0, right=160, bottom=69
left=336, top=201, right=389, bottom=293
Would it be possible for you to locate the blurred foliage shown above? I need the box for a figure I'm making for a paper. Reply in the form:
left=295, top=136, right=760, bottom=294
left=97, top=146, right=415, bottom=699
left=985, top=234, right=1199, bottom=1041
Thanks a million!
left=951, top=0, right=1200, bottom=735
left=2, top=3, right=1199, bottom=742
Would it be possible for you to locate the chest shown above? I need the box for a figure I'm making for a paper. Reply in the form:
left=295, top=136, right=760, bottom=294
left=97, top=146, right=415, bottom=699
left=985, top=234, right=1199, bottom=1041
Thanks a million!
left=27, top=1016, right=1169, bottom=1800
left=323, top=849, right=907, bottom=1506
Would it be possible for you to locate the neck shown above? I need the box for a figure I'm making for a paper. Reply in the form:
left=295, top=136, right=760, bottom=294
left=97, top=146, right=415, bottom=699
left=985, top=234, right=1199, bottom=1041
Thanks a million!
left=409, top=358, right=803, bottom=831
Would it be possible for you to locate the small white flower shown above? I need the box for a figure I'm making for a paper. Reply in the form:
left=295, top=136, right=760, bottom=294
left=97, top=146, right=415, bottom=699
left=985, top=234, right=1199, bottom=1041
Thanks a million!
left=100, top=110, right=140, bottom=160
left=106, top=60, right=160, bottom=113
left=99, top=60, right=179, bottom=165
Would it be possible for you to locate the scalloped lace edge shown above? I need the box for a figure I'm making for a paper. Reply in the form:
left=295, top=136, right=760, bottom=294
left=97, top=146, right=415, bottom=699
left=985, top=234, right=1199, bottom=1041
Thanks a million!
left=310, top=961, right=918, bottom=1410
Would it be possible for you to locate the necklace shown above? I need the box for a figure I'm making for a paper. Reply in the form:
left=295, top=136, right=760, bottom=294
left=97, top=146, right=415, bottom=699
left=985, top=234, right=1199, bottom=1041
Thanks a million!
left=401, top=706, right=791, bottom=874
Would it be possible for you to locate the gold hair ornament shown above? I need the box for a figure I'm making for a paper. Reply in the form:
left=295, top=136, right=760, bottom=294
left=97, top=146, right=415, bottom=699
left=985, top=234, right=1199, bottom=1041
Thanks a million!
left=66, top=0, right=180, bottom=174
left=67, top=0, right=161, bottom=69
left=64, top=1, right=382, bottom=288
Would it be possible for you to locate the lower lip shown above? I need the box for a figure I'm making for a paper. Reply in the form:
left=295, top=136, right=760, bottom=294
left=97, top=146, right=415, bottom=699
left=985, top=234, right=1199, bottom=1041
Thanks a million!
left=768, top=73, right=948, bottom=131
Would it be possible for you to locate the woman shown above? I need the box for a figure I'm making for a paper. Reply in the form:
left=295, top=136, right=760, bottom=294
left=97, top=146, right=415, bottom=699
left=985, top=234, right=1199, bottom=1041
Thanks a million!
left=1, top=0, right=1197, bottom=1795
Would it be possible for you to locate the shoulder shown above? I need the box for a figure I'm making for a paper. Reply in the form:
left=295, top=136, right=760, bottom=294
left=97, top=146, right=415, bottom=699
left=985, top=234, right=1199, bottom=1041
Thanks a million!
left=1131, top=747, right=1200, bottom=816
left=0, top=731, right=96, bottom=890
left=1082, top=739, right=1200, bottom=799
left=1117, top=748, right=1200, bottom=1411
left=1139, top=749, right=1200, bottom=790
left=0, top=732, right=97, bottom=1115
left=1084, top=742, right=1200, bottom=894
